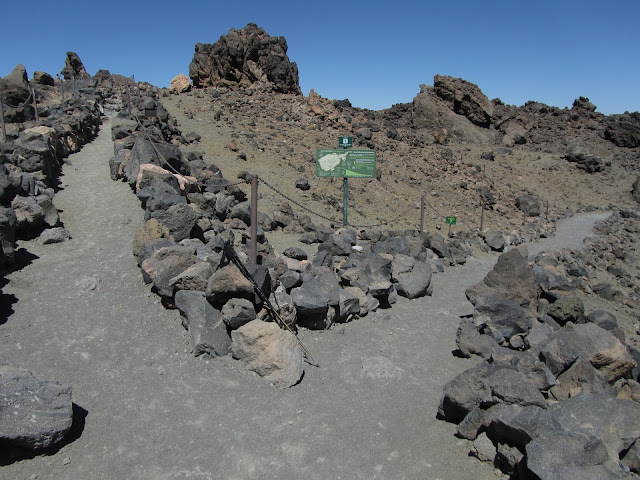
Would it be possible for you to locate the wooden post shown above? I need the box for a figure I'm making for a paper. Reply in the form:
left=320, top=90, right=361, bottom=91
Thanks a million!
left=250, top=175, right=258, bottom=265
left=0, top=97, right=6, bottom=143
left=420, top=195, right=425, bottom=232
left=31, top=87, right=39, bottom=121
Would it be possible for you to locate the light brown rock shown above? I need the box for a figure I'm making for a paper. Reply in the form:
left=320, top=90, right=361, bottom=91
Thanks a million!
left=231, top=320, right=303, bottom=388
left=169, top=74, right=190, bottom=94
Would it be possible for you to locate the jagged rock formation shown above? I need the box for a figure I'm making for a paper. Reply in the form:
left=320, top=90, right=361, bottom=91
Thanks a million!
left=61, top=51, right=90, bottom=80
left=189, top=23, right=301, bottom=94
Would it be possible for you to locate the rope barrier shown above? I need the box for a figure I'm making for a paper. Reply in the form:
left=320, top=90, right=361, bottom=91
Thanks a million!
left=3, top=88, right=33, bottom=109
left=259, top=177, right=341, bottom=225
left=420, top=194, right=447, bottom=219
left=350, top=201, right=420, bottom=229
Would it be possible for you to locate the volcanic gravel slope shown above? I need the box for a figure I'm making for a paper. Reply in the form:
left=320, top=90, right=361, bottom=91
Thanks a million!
left=0, top=114, right=612, bottom=479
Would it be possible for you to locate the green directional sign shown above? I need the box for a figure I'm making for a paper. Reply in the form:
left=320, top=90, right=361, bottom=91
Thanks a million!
left=445, top=216, right=457, bottom=225
left=316, top=149, right=376, bottom=178
left=338, top=136, right=353, bottom=148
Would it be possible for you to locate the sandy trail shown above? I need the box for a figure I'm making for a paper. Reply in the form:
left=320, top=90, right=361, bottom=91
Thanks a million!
left=0, top=118, right=607, bottom=480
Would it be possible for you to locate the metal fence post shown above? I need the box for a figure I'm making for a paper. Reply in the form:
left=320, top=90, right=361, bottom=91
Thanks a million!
left=250, top=175, right=258, bottom=265
left=127, top=84, right=132, bottom=119
left=342, top=178, right=348, bottom=227
left=0, top=97, right=6, bottom=143
left=31, top=87, right=39, bottom=121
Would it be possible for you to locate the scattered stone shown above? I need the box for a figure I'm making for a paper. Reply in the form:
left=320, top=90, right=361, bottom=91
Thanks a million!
left=39, top=227, right=70, bottom=244
left=515, top=194, right=541, bottom=217
left=222, top=297, right=256, bottom=329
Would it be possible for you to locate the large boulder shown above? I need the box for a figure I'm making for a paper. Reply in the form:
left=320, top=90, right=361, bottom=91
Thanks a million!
left=291, top=273, right=330, bottom=329
left=174, top=290, right=231, bottom=357
left=465, top=248, right=538, bottom=309
left=473, top=295, right=535, bottom=342
left=537, top=323, right=637, bottom=383
left=140, top=245, right=199, bottom=297
left=11, top=195, right=45, bottom=236
left=393, top=255, right=432, bottom=299
left=189, top=23, right=301, bottom=94
left=206, top=264, right=254, bottom=307
left=524, top=394, right=640, bottom=479
left=0, top=357, right=73, bottom=450
left=169, top=74, right=190, bottom=94
left=231, top=320, right=304, bottom=388
left=60, top=51, right=89, bottom=80
left=150, top=204, right=199, bottom=243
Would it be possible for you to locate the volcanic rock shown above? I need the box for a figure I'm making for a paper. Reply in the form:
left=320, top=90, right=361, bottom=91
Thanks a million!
left=189, top=23, right=301, bottom=94
left=433, top=75, right=494, bottom=128
left=465, top=248, right=537, bottom=309
left=169, top=74, right=191, bottom=94
left=0, top=357, right=73, bottom=450
left=174, top=290, right=231, bottom=357
left=231, top=319, right=304, bottom=388
left=61, top=52, right=89, bottom=80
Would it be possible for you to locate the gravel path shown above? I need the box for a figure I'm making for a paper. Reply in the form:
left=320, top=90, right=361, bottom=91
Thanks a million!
left=0, top=119, right=608, bottom=480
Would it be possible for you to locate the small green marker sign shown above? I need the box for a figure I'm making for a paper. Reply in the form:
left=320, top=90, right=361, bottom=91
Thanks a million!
left=338, top=136, right=353, bottom=148
left=446, top=216, right=457, bottom=225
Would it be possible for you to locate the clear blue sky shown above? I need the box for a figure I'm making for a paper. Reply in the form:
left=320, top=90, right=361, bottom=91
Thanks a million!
left=2, top=0, right=638, bottom=115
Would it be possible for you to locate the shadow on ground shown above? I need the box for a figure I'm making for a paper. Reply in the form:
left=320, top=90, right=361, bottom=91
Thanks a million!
left=0, top=248, right=39, bottom=325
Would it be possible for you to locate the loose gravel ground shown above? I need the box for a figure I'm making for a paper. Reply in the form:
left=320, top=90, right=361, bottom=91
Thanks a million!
left=0, top=118, right=608, bottom=480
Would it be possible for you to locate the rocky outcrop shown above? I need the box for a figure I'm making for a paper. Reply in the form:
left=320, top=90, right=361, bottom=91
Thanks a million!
left=189, top=23, right=301, bottom=94
left=433, top=75, right=494, bottom=128
left=61, top=51, right=89, bottom=80
left=605, top=112, right=640, bottom=148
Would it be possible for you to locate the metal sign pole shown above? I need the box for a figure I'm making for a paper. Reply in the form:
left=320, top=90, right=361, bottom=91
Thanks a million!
left=250, top=175, right=258, bottom=265
left=343, top=177, right=348, bottom=227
